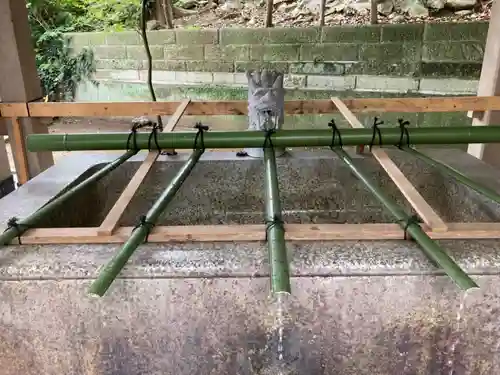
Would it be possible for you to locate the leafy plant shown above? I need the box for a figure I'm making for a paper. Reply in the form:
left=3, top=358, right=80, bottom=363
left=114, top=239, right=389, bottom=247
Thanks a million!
left=35, top=28, right=96, bottom=101
left=27, top=0, right=96, bottom=101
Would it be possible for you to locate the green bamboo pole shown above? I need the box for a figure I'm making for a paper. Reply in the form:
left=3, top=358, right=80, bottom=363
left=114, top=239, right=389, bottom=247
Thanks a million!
left=263, top=146, right=291, bottom=294
left=331, top=147, right=478, bottom=291
left=26, top=126, right=500, bottom=152
left=402, top=147, right=500, bottom=204
left=0, top=150, right=137, bottom=246
left=89, top=148, right=204, bottom=297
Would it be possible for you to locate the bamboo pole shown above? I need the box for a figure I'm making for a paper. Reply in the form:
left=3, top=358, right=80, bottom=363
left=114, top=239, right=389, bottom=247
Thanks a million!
left=403, top=147, right=500, bottom=204
left=331, top=147, right=478, bottom=291
left=264, top=145, right=291, bottom=294
left=26, top=126, right=500, bottom=152
left=0, top=150, right=137, bottom=246
left=89, top=148, right=204, bottom=297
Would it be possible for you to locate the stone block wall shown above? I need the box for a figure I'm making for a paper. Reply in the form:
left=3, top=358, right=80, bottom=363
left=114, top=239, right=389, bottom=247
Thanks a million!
left=68, top=21, right=488, bottom=98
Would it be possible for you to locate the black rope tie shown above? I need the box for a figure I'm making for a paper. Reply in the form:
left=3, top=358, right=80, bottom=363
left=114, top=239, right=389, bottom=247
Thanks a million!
left=147, top=123, right=162, bottom=154
left=4, top=217, right=29, bottom=245
left=265, top=215, right=285, bottom=242
left=133, top=215, right=156, bottom=243
left=399, top=215, right=421, bottom=241
left=193, top=122, right=209, bottom=152
left=327, top=119, right=343, bottom=149
left=263, top=128, right=276, bottom=149
left=369, top=117, right=384, bottom=151
left=397, top=119, right=411, bottom=149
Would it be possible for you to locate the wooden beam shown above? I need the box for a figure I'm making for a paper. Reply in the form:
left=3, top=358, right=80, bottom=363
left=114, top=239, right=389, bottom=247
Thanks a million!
left=162, top=98, right=190, bottom=155
left=9, top=117, right=30, bottom=184
left=96, top=99, right=190, bottom=236
left=331, top=97, right=448, bottom=232
left=0, top=103, right=28, bottom=117
left=0, top=96, right=496, bottom=118
left=17, top=222, right=500, bottom=244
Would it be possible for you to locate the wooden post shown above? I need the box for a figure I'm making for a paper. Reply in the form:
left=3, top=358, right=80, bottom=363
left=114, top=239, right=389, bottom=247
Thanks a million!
left=320, top=0, right=327, bottom=26
left=0, top=0, right=54, bottom=181
left=266, top=0, right=274, bottom=27
left=370, top=0, right=378, bottom=24
left=467, top=0, right=500, bottom=166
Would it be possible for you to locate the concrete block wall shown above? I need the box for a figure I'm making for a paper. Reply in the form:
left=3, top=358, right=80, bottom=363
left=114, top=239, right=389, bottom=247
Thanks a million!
left=67, top=21, right=488, bottom=97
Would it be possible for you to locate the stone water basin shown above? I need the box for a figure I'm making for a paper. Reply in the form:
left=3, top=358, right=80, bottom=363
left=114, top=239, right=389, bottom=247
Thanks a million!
left=0, top=148, right=500, bottom=374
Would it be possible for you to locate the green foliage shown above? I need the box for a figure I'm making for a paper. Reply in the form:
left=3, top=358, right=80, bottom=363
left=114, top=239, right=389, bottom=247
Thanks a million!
left=35, top=29, right=96, bottom=101
left=83, top=0, right=143, bottom=31
left=28, top=0, right=97, bottom=101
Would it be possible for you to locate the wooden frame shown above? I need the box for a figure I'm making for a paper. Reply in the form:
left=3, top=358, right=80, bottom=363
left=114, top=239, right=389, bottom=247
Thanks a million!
left=2, top=96, right=500, bottom=118
left=18, top=223, right=500, bottom=244
left=3, top=95, right=500, bottom=245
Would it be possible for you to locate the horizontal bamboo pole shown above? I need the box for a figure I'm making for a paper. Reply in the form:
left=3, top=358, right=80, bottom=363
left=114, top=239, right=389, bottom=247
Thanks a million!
left=16, top=223, right=500, bottom=244
left=26, top=126, right=500, bottom=152
left=2, top=96, right=500, bottom=117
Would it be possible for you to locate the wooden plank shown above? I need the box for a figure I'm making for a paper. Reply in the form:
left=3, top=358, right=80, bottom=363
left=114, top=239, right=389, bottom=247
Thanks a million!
left=162, top=98, right=190, bottom=155
left=18, top=222, right=500, bottom=244
left=96, top=99, right=190, bottom=236
left=331, top=97, right=448, bottom=232
left=9, top=117, right=30, bottom=184
left=0, top=103, right=28, bottom=117
left=12, top=96, right=500, bottom=118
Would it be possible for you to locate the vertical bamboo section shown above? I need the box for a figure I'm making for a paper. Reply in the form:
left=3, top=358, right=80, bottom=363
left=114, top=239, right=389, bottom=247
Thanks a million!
left=264, top=145, right=291, bottom=294
left=331, top=147, right=478, bottom=291
left=89, top=148, right=204, bottom=297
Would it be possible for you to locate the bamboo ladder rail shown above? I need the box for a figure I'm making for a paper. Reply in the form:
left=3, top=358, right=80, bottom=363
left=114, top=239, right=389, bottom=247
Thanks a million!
left=96, top=99, right=190, bottom=236
left=331, top=97, right=448, bottom=232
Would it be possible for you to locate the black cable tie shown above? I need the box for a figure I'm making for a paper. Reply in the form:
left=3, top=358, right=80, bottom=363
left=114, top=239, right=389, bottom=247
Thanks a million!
left=132, top=215, right=156, bottom=243
left=327, top=119, right=343, bottom=149
left=193, top=122, right=209, bottom=152
left=265, top=215, right=285, bottom=242
left=399, top=215, right=421, bottom=241
left=147, top=122, right=162, bottom=154
left=263, top=128, right=276, bottom=150
left=397, top=118, right=411, bottom=149
left=126, top=123, right=142, bottom=151
left=369, top=117, right=384, bottom=151
left=4, top=217, right=29, bottom=245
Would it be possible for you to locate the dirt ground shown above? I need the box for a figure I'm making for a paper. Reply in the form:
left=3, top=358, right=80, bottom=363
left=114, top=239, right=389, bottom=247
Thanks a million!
left=174, top=0, right=491, bottom=29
